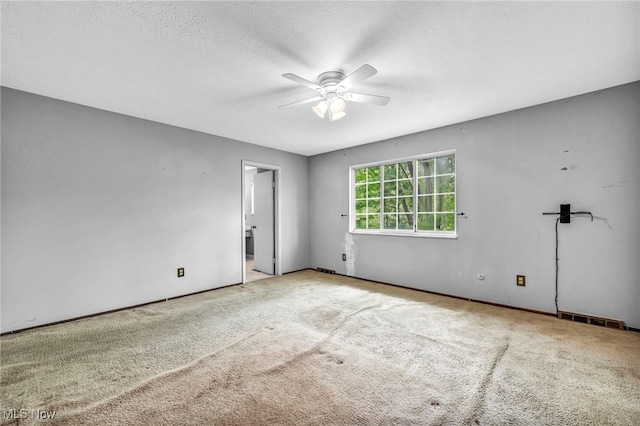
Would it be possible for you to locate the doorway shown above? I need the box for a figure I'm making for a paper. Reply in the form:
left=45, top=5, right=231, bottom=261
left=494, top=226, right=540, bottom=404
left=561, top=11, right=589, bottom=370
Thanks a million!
left=242, top=161, right=281, bottom=283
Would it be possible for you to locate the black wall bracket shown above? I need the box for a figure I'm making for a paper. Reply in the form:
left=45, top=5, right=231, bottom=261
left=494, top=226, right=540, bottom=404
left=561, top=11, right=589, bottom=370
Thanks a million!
left=543, top=204, right=593, bottom=223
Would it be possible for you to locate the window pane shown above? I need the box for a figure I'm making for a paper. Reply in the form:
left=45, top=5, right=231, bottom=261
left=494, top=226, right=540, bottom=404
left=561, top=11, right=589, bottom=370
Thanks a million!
left=398, top=196, right=413, bottom=214
left=367, top=199, right=381, bottom=214
left=355, top=184, right=366, bottom=199
left=367, top=214, right=380, bottom=229
left=383, top=164, right=397, bottom=181
left=436, top=213, right=455, bottom=231
left=417, top=178, right=426, bottom=194
left=436, top=155, right=455, bottom=174
left=398, top=213, right=413, bottom=230
left=383, top=198, right=397, bottom=213
left=383, top=181, right=396, bottom=196
left=418, top=214, right=435, bottom=231
left=436, top=194, right=455, bottom=212
left=418, top=159, right=434, bottom=177
left=436, top=175, right=455, bottom=193
left=418, top=177, right=434, bottom=195
left=367, top=167, right=380, bottom=181
left=368, top=183, right=380, bottom=197
left=418, top=195, right=434, bottom=213
left=355, top=199, right=366, bottom=214
left=356, top=215, right=367, bottom=229
left=398, top=179, right=413, bottom=195
left=355, top=168, right=367, bottom=183
left=398, top=162, right=413, bottom=179
left=383, top=214, right=397, bottom=229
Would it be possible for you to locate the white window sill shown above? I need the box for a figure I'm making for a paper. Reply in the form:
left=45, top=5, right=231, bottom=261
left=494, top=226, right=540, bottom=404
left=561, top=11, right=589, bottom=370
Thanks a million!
left=349, top=229, right=458, bottom=239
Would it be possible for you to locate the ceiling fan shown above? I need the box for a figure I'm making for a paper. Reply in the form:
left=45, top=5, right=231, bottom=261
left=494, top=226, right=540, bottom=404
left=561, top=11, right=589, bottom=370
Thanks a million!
left=279, top=64, right=390, bottom=121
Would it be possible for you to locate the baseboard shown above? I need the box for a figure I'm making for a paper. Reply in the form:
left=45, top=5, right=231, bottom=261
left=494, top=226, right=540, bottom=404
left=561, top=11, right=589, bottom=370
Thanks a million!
left=1, top=282, right=244, bottom=336
left=4, top=270, right=636, bottom=335
left=308, top=268, right=640, bottom=331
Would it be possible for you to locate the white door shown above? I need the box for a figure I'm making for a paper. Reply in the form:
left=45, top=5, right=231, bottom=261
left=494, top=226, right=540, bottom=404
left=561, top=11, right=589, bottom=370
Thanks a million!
left=253, top=170, right=274, bottom=274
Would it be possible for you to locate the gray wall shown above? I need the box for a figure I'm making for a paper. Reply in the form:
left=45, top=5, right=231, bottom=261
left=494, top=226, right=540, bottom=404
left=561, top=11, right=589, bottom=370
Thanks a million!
left=3, top=83, right=639, bottom=332
left=309, top=82, right=640, bottom=328
left=1, top=88, right=309, bottom=333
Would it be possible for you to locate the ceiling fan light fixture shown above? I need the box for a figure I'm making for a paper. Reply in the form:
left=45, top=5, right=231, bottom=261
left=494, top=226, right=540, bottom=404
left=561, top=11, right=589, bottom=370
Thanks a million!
left=312, top=100, right=328, bottom=118
left=329, top=110, right=346, bottom=121
left=329, top=96, right=346, bottom=113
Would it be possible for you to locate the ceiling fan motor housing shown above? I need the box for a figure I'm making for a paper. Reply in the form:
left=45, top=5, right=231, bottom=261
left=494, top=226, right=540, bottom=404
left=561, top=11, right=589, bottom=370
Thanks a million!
left=317, top=71, right=346, bottom=94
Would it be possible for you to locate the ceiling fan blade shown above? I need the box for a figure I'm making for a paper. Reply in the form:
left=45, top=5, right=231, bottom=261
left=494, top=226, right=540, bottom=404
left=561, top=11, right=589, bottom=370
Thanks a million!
left=278, top=95, right=325, bottom=109
left=339, top=64, right=377, bottom=90
left=344, top=92, right=390, bottom=106
left=282, top=73, right=321, bottom=91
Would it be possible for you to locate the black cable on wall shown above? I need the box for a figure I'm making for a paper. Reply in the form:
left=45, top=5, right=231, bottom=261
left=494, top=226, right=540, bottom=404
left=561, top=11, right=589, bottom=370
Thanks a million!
left=543, top=206, right=593, bottom=314
left=555, top=217, right=560, bottom=314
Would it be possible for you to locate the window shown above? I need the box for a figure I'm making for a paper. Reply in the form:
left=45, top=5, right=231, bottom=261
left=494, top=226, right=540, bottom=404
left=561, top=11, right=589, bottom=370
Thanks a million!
left=351, top=151, right=456, bottom=237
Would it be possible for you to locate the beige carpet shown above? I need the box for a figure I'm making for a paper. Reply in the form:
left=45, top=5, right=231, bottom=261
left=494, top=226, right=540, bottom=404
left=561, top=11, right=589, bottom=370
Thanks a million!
left=1, top=270, right=639, bottom=425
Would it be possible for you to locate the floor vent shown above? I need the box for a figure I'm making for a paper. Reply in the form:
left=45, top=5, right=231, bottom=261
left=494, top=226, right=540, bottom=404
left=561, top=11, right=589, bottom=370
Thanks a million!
left=558, top=311, right=624, bottom=330
left=316, top=267, right=336, bottom=275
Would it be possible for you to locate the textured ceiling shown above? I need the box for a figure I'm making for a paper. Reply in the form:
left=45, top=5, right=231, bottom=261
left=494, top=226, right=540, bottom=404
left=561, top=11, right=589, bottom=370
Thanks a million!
left=2, top=2, right=639, bottom=156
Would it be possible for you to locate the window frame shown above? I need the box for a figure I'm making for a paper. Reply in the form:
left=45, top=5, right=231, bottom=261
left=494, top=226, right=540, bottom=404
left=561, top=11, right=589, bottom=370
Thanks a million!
left=349, top=150, right=457, bottom=239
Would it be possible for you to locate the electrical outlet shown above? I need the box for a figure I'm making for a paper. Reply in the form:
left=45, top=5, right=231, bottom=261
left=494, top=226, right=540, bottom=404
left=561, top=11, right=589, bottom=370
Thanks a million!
left=517, top=275, right=525, bottom=286
left=342, top=254, right=347, bottom=261
left=177, top=268, right=185, bottom=278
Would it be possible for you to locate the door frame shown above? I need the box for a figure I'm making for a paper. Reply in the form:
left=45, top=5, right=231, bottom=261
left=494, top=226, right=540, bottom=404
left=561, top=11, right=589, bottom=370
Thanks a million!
left=241, top=160, right=281, bottom=283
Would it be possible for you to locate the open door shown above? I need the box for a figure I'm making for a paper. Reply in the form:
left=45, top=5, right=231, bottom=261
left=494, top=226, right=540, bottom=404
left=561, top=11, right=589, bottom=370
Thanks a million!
left=253, top=170, right=275, bottom=275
